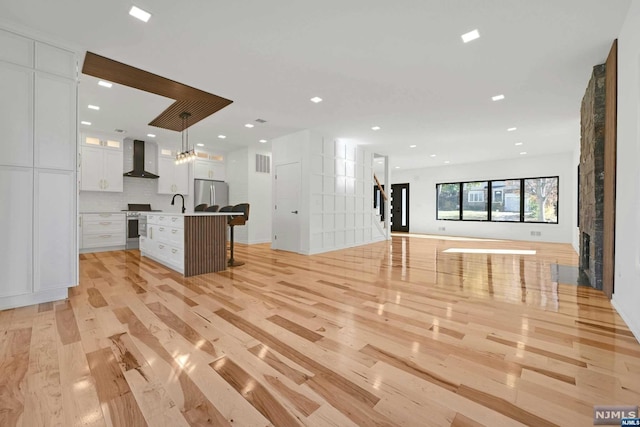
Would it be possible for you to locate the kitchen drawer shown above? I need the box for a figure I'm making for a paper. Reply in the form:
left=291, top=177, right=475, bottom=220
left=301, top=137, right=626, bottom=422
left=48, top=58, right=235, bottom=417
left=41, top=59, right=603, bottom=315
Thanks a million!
left=83, top=220, right=124, bottom=235
left=83, top=213, right=125, bottom=222
left=147, top=214, right=159, bottom=225
left=82, top=233, right=125, bottom=248
left=158, top=215, right=183, bottom=229
left=167, top=227, right=184, bottom=247
left=168, top=245, right=183, bottom=269
left=155, top=224, right=170, bottom=242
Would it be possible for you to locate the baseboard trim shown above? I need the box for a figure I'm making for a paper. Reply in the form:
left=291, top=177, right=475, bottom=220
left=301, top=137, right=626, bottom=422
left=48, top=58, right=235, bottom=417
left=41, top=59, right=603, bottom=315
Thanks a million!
left=612, top=297, right=640, bottom=344
left=0, top=288, right=69, bottom=311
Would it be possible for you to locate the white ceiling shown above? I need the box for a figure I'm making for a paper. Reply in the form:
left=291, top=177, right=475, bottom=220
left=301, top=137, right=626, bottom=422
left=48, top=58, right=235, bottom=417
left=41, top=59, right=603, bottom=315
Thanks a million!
left=0, top=0, right=631, bottom=169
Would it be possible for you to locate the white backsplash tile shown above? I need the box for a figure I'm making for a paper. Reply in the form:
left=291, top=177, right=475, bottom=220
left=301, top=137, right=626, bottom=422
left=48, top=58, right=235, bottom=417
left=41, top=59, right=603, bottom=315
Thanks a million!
left=79, top=177, right=191, bottom=213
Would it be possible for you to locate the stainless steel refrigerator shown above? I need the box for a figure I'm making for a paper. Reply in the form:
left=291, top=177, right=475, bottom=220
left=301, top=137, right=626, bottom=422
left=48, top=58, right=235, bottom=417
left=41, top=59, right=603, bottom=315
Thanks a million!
left=194, top=179, right=229, bottom=209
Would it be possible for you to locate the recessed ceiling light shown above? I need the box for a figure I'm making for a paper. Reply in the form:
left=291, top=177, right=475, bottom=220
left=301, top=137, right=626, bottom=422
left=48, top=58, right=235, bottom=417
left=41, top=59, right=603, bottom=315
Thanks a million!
left=98, top=81, right=112, bottom=88
left=429, top=154, right=437, bottom=158
left=310, top=96, right=323, bottom=103
left=218, top=135, right=226, bottom=139
left=88, top=104, right=100, bottom=110
left=80, top=121, right=91, bottom=126
left=147, top=133, right=156, bottom=138
left=461, top=29, right=480, bottom=43
left=244, top=123, right=254, bottom=128
left=129, top=6, right=151, bottom=22
left=515, top=142, right=523, bottom=146
left=520, top=151, right=527, bottom=155
left=371, top=126, right=381, bottom=131
left=409, top=145, right=417, bottom=148
left=492, top=94, right=505, bottom=101
left=259, top=139, right=267, bottom=143
left=395, top=166, right=400, bottom=169
left=507, top=127, right=517, bottom=132
left=197, top=143, right=204, bottom=147
left=376, top=160, right=383, bottom=163
left=444, top=160, right=450, bottom=164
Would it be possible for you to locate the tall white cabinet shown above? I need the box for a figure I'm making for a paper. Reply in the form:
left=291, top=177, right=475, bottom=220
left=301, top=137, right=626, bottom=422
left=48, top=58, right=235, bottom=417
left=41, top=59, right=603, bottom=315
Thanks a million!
left=0, top=27, right=78, bottom=309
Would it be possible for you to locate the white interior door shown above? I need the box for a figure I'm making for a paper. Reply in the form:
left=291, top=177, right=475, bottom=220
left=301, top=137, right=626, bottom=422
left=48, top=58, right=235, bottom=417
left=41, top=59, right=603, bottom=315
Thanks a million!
left=274, top=162, right=300, bottom=253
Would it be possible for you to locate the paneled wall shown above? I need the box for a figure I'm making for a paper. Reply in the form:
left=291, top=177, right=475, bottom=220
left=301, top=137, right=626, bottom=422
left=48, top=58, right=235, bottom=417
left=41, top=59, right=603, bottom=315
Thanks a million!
left=310, top=138, right=379, bottom=252
left=271, top=129, right=384, bottom=255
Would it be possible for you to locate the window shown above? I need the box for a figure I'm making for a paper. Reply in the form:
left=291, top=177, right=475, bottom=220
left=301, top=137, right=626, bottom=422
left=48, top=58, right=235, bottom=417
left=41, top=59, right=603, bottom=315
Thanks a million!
left=462, top=182, right=488, bottom=221
left=436, top=183, right=460, bottom=220
left=524, top=177, right=558, bottom=223
left=435, top=176, right=559, bottom=224
left=491, top=180, right=521, bottom=222
left=468, top=191, right=484, bottom=202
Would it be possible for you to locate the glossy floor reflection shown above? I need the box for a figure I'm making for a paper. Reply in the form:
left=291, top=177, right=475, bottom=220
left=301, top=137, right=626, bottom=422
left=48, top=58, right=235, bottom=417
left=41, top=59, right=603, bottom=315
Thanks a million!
left=1, top=235, right=638, bottom=426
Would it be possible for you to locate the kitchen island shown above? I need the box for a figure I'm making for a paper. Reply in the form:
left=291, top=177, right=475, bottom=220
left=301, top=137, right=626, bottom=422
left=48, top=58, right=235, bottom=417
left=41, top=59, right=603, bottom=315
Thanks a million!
left=140, top=212, right=234, bottom=276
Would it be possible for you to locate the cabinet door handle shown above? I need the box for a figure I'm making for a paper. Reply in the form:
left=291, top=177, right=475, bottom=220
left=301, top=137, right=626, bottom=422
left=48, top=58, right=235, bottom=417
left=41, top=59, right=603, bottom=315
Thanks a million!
left=150, top=227, right=153, bottom=239
left=101, top=235, right=111, bottom=238
left=171, top=249, right=177, bottom=254
left=159, top=227, right=165, bottom=231
left=171, top=229, right=177, bottom=234
left=79, top=216, right=82, bottom=227
left=100, top=222, right=112, bottom=225
left=159, top=244, right=164, bottom=249
left=171, top=217, right=177, bottom=222
left=159, top=216, right=165, bottom=220
left=104, top=180, right=109, bottom=189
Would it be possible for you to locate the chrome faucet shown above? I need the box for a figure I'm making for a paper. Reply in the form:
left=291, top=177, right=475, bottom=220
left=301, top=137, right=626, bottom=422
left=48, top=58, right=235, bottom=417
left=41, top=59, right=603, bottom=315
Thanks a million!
left=171, top=193, right=186, bottom=213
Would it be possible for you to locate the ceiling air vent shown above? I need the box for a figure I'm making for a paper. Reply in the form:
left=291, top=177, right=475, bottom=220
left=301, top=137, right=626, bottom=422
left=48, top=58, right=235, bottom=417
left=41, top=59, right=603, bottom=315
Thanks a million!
left=255, top=118, right=267, bottom=123
left=114, top=129, right=126, bottom=133
left=255, top=154, right=271, bottom=174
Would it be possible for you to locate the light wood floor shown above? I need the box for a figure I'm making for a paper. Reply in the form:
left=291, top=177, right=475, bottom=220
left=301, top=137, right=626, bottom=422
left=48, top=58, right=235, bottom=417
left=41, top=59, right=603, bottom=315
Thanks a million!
left=2, top=235, right=639, bottom=426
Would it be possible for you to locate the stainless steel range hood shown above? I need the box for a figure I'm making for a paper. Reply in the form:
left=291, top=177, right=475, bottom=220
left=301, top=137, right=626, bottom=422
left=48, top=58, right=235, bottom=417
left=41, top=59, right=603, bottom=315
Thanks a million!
left=123, top=140, right=159, bottom=179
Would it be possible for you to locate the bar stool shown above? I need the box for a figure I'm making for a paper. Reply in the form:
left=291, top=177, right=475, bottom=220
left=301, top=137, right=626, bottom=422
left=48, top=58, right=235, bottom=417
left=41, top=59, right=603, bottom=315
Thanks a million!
left=195, top=203, right=208, bottom=211
left=204, top=205, right=219, bottom=212
left=221, top=204, right=249, bottom=267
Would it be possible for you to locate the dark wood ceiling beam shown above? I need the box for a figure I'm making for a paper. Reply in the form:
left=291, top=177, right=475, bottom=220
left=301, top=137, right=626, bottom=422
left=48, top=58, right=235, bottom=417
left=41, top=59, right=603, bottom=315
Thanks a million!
left=81, top=51, right=233, bottom=131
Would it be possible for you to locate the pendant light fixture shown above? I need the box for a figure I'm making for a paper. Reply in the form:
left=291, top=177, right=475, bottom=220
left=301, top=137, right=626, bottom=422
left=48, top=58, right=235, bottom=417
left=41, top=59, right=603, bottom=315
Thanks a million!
left=175, top=112, right=197, bottom=164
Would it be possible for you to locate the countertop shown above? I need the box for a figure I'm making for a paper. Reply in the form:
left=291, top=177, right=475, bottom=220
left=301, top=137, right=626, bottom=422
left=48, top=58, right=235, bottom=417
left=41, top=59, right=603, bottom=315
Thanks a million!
left=144, top=212, right=235, bottom=216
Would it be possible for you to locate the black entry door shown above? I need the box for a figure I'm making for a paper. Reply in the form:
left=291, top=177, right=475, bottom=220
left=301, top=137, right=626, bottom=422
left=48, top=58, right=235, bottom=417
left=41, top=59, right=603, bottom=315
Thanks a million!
left=391, top=183, right=409, bottom=232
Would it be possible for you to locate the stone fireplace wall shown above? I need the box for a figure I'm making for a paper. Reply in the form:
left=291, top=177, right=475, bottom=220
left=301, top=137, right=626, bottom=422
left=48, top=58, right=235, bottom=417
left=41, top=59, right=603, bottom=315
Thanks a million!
left=579, top=64, right=606, bottom=289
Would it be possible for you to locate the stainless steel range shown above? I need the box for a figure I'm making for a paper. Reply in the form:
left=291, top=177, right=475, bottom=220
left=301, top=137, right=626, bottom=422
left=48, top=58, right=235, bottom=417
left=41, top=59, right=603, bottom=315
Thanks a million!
left=123, top=204, right=161, bottom=249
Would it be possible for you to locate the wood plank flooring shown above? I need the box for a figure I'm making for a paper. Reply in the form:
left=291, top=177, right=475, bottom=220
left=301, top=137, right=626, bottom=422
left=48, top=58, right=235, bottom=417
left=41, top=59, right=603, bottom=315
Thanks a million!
left=2, top=235, right=639, bottom=426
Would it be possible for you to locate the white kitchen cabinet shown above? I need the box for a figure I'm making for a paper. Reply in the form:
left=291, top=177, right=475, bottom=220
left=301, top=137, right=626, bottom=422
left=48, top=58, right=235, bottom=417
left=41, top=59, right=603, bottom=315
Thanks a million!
left=0, top=166, right=33, bottom=297
left=157, top=155, right=189, bottom=195
left=34, top=72, right=77, bottom=171
left=194, top=158, right=226, bottom=181
left=0, top=62, right=33, bottom=167
left=34, top=169, right=76, bottom=292
left=80, top=213, right=126, bottom=251
left=143, top=214, right=185, bottom=273
left=80, top=135, right=124, bottom=192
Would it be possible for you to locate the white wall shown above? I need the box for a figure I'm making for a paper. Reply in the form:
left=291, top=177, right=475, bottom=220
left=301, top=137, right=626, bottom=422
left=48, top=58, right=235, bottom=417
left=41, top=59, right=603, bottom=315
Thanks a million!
left=226, top=147, right=272, bottom=244
left=391, top=152, right=576, bottom=244
left=248, top=147, right=273, bottom=244
left=271, top=130, right=384, bottom=255
left=612, top=0, right=640, bottom=340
